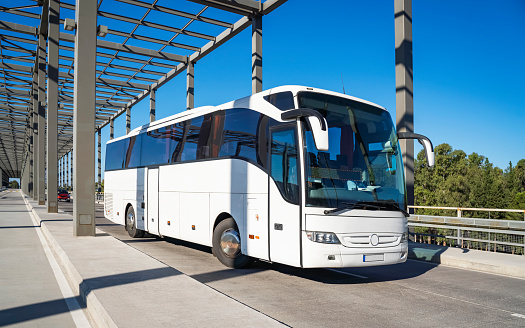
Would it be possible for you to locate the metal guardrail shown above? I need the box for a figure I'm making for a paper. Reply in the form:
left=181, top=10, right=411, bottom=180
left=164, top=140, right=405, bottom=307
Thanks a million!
left=408, top=214, right=525, bottom=256
left=408, top=205, right=525, bottom=220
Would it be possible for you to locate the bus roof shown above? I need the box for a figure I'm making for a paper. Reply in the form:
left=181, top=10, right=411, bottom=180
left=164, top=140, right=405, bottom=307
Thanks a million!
left=108, top=85, right=387, bottom=144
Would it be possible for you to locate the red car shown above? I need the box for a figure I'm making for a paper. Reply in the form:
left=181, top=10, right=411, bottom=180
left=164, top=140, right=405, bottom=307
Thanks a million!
left=58, top=189, right=70, bottom=202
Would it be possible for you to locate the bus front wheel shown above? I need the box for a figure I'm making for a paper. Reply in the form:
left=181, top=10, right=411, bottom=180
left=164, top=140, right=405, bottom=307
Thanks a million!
left=125, top=205, right=144, bottom=238
left=212, top=218, right=251, bottom=268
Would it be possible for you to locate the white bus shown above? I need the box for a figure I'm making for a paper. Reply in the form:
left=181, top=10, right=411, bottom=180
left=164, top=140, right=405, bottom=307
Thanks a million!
left=104, top=86, right=434, bottom=268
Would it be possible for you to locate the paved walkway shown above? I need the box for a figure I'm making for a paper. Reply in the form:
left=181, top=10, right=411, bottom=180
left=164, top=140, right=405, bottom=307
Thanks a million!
left=3, top=188, right=524, bottom=327
left=0, top=190, right=86, bottom=327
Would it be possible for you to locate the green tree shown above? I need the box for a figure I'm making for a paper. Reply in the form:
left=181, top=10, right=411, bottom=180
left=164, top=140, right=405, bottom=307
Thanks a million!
left=9, top=180, right=19, bottom=189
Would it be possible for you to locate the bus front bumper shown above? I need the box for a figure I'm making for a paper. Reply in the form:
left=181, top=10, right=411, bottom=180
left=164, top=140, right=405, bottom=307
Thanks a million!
left=301, top=232, right=408, bottom=268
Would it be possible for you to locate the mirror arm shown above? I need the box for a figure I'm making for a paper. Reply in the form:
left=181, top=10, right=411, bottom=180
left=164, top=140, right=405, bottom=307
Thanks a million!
left=281, top=108, right=327, bottom=131
left=397, top=132, right=434, bottom=151
left=397, top=132, right=435, bottom=167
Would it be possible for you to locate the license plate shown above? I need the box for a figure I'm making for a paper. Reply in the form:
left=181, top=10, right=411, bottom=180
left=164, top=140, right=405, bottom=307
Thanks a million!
left=363, top=254, right=384, bottom=262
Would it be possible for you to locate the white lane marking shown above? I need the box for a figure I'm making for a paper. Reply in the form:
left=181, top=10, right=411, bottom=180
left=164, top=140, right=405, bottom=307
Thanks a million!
left=22, top=191, right=91, bottom=328
left=512, top=313, right=525, bottom=319
left=326, top=268, right=368, bottom=279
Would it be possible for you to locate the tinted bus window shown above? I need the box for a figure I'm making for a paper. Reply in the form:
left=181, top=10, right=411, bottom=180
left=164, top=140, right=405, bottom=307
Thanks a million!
left=125, top=134, right=142, bottom=168
left=105, top=139, right=127, bottom=170
left=180, top=117, right=203, bottom=162
left=141, top=127, right=170, bottom=166
left=169, top=122, right=185, bottom=163
left=264, top=91, right=294, bottom=110
left=219, top=108, right=259, bottom=163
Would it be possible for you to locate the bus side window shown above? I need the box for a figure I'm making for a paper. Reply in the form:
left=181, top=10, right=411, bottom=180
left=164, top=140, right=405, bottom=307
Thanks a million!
left=270, top=127, right=299, bottom=204
left=125, top=134, right=142, bottom=168
left=180, top=117, right=203, bottom=162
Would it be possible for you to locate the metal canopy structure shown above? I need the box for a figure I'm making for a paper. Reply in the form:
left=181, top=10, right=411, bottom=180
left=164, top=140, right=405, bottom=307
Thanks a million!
left=0, top=0, right=415, bottom=234
left=0, top=0, right=286, bottom=234
left=0, top=0, right=284, bottom=179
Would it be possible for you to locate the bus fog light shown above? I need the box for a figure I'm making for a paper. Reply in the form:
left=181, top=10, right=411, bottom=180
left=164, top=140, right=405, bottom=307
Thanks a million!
left=306, top=231, right=340, bottom=244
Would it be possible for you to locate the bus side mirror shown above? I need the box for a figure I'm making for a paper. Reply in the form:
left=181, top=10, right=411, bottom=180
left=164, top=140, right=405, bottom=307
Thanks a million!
left=281, top=108, right=329, bottom=151
left=397, top=132, right=435, bottom=167
left=306, top=116, right=329, bottom=151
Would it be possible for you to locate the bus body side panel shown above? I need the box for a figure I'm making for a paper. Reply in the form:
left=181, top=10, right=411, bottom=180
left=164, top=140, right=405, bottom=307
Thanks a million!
left=104, top=168, right=145, bottom=231
left=158, top=159, right=268, bottom=254
left=158, top=191, right=180, bottom=239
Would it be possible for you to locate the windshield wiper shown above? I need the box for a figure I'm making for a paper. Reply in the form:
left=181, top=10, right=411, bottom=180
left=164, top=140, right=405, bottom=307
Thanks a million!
left=324, top=201, right=381, bottom=215
left=324, top=200, right=409, bottom=217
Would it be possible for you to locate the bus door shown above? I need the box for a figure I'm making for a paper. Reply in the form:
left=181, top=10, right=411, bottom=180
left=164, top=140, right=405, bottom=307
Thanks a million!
left=147, top=168, right=159, bottom=235
left=269, top=125, right=301, bottom=267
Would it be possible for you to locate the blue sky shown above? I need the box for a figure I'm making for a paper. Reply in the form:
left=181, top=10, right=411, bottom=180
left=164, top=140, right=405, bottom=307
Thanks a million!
left=67, top=0, right=525, bottom=182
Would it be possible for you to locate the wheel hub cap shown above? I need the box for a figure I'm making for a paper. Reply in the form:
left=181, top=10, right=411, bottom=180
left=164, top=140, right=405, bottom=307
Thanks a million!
left=220, top=229, right=241, bottom=258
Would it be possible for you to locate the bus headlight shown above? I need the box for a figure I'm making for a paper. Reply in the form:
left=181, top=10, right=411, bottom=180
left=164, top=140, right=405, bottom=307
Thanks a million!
left=400, top=231, right=409, bottom=243
left=306, top=231, right=340, bottom=244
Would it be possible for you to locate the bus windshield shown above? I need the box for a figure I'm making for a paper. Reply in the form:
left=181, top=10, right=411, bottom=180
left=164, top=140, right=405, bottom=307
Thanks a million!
left=298, top=92, right=406, bottom=210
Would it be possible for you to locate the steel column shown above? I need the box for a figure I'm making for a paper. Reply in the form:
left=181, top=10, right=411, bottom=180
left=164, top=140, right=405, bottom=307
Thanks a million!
left=32, top=67, right=38, bottom=200
left=251, top=15, right=262, bottom=94
left=186, top=61, right=194, bottom=110
left=72, top=0, right=96, bottom=236
left=37, top=33, right=46, bottom=205
left=150, top=89, right=156, bottom=121
left=28, top=97, right=34, bottom=198
left=66, top=152, right=69, bottom=188
left=395, top=0, right=414, bottom=210
left=126, top=107, right=131, bottom=134
left=46, top=0, right=59, bottom=213
left=110, top=118, right=114, bottom=139
left=97, top=129, right=101, bottom=186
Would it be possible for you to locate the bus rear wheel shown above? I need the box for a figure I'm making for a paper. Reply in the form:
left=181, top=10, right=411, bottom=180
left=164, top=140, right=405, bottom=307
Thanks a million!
left=212, top=218, right=251, bottom=268
left=126, top=205, right=144, bottom=238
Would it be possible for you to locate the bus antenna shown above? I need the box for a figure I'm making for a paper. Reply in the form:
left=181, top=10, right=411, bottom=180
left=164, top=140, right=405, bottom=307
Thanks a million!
left=341, top=74, right=346, bottom=94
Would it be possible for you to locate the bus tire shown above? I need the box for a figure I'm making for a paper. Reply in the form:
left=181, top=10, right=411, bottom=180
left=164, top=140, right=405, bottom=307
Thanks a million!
left=212, top=218, right=251, bottom=268
left=126, top=205, right=144, bottom=238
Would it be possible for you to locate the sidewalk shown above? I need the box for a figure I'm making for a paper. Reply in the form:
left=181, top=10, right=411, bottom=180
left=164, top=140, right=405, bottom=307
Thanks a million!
left=23, top=193, right=284, bottom=328
left=408, top=241, right=525, bottom=279
left=12, top=191, right=525, bottom=327
left=0, top=190, right=81, bottom=327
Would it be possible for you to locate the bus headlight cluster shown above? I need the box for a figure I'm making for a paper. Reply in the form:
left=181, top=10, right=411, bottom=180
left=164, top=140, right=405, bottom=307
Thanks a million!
left=306, top=231, right=340, bottom=244
left=400, top=231, right=409, bottom=243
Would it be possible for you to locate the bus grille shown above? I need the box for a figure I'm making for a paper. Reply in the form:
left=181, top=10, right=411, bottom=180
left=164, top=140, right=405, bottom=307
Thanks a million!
left=105, top=193, right=113, bottom=219
left=339, top=233, right=400, bottom=248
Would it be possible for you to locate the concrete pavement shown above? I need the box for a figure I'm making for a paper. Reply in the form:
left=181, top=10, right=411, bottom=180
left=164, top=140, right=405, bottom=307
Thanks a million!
left=22, top=192, right=285, bottom=328
left=0, top=190, right=84, bottom=327
left=3, top=188, right=525, bottom=327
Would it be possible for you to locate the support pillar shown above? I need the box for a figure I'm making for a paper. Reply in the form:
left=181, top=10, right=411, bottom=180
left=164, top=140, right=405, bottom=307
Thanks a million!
left=251, top=15, right=262, bottom=94
left=66, top=152, right=69, bottom=189
left=110, top=118, right=114, bottom=140
left=186, top=61, right=194, bottom=110
left=126, top=107, right=131, bottom=134
left=37, top=33, right=46, bottom=205
left=32, top=68, right=38, bottom=200
left=395, top=0, right=414, bottom=209
left=72, top=0, right=96, bottom=236
left=28, top=102, right=34, bottom=198
left=97, top=129, right=101, bottom=187
left=46, top=0, right=59, bottom=213
left=150, top=89, right=156, bottom=121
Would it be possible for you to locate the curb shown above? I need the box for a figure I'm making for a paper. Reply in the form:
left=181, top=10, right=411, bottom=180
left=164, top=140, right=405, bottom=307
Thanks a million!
left=408, top=242, right=525, bottom=279
left=24, top=196, right=117, bottom=328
